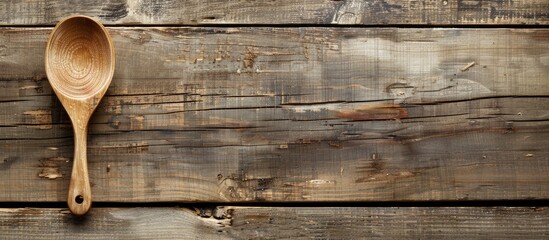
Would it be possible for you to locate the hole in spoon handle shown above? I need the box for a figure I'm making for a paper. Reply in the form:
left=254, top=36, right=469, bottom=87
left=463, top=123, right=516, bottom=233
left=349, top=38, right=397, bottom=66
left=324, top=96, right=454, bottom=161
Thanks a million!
left=68, top=127, right=92, bottom=216
left=75, top=195, right=84, bottom=204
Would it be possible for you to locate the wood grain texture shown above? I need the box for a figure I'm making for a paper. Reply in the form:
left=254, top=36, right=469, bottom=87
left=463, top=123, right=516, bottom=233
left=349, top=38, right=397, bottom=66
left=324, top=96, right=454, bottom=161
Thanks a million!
left=0, top=0, right=548, bottom=26
left=0, top=207, right=548, bottom=239
left=1, top=27, right=548, bottom=202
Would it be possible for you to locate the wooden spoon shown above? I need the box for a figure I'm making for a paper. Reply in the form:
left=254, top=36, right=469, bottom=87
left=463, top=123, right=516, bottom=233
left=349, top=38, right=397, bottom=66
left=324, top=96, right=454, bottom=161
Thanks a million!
left=45, top=15, right=115, bottom=216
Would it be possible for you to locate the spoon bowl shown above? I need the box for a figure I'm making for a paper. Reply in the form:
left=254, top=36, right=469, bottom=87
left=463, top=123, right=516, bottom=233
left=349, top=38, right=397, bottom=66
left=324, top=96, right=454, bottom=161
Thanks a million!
left=45, top=15, right=115, bottom=216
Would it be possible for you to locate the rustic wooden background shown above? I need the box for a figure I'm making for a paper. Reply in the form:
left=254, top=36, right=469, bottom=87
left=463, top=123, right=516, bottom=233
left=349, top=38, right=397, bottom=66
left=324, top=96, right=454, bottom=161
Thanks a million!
left=1, top=0, right=548, bottom=239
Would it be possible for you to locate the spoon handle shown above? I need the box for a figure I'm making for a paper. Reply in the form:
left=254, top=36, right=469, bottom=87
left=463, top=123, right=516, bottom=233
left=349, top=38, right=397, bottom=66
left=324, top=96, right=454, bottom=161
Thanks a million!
left=67, top=126, right=92, bottom=216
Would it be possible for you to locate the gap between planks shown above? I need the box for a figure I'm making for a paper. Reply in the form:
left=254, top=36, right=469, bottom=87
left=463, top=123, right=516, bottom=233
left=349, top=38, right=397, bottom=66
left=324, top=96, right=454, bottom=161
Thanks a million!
left=1, top=24, right=549, bottom=28
left=1, top=200, right=548, bottom=209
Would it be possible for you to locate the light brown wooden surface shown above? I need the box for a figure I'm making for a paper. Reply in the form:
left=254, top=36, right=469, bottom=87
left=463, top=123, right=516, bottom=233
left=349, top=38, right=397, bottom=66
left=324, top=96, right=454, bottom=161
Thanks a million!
left=0, top=0, right=548, bottom=26
left=1, top=27, right=548, bottom=202
left=0, top=207, right=548, bottom=239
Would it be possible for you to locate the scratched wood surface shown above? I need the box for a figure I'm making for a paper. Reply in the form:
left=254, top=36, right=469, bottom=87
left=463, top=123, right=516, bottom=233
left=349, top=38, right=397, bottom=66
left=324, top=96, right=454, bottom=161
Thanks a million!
left=1, top=27, right=548, bottom=202
left=0, top=0, right=548, bottom=25
left=1, top=207, right=548, bottom=239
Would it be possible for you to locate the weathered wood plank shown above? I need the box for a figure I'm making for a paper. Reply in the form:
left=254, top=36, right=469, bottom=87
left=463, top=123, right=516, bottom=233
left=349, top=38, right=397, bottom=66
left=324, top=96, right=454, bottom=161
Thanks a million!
left=0, top=0, right=548, bottom=26
left=1, top=27, right=548, bottom=202
left=0, top=207, right=548, bottom=239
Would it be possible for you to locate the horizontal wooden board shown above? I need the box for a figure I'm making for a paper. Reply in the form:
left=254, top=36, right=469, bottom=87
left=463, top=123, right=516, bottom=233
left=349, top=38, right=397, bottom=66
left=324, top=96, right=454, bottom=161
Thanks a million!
left=0, top=207, right=548, bottom=239
left=1, top=27, right=549, bottom=202
left=0, top=0, right=548, bottom=26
